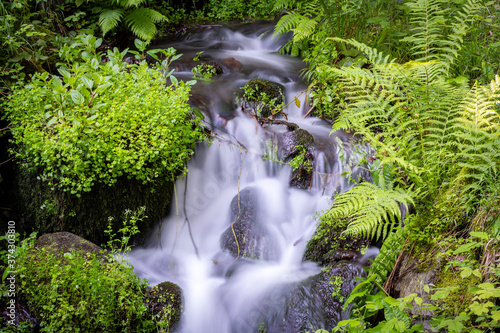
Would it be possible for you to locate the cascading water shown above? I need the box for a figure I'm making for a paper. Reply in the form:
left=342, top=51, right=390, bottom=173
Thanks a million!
left=129, top=23, right=373, bottom=333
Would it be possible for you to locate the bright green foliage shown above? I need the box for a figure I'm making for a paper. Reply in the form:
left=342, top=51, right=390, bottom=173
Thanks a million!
left=329, top=38, right=500, bottom=211
left=16, top=209, right=158, bottom=332
left=4, top=34, right=203, bottom=195
left=402, top=0, right=482, bottom=76
left=324, top=183, right=414, bottom=239
left=343, top=226, right=409, bottom=312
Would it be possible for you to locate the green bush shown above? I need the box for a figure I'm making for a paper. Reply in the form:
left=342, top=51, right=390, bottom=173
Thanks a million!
left=4, top=35, right=203, bottom=196
left=16, top=209, right=158, bottom=332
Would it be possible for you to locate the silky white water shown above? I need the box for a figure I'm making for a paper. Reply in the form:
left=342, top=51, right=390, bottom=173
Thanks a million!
left=129, top=24, right=371, bottom=333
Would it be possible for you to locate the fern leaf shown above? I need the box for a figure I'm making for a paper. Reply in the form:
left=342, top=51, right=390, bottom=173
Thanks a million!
left=325, top=182, right=414, bottom=240
left=99, top=9, right=124, bottom=36
left=454, top=79, right=500, bottom=196
left=124, top=8, right=166, bottom=41
left=119, top=0, right=147, bottom=7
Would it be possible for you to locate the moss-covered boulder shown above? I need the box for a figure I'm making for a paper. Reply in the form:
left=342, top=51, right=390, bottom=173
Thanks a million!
left=219, top=187, right=272, bottom=260
left=201, top=61, right=224, bottom=75
left=13, top=166, right=173, bottom=247
left=146, top=281, right=183, bottom=331
left=241, top=78, right=285, bottom=118
left=304, top=216, right=369, bottom=265
left=270, top=121, right=315, bottom=189
left=18, top=232, right=155, bottom=332
left=35, top=231, right=104, bottom=256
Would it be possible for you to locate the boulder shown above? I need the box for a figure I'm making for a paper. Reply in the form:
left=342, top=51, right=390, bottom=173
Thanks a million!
left=146, top=281, right=183, bottom=331
left=219, top=187, right=272, bottom=260
left=303, top=217, right=369, bottom=266
left=393, top=253, right=441, bottom=318
left=253, top=262, right=362, bottom=333
left=35, top=231, right=104, bottom=257
left=274, top=122, right=315, bottom=189
left=201, top=61, right=223, bottom=75
left=241, top=78, right=285, bottom=118
left=222, top=57, right=242, bottom=72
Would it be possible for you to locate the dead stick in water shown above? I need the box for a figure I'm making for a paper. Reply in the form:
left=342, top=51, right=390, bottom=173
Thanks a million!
left=303, top=105, right=316, bottom=118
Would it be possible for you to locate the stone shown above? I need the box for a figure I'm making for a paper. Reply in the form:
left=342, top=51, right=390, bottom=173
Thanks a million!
left=241, top=78, right=285, bottom=118
left=393, top=253, right=440, bottom=318
left=222, top=57, right=242, bottom=72
left=219, top=187, right=272, bottom=260
left=201, top=61, right=223, bottom=75
left=146, top=281, right=183, bottom=330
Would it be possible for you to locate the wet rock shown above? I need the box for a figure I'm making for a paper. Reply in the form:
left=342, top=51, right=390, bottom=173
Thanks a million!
left=271, top=122, right=315, bottom=189
left=219, top=187, right=272, bottom=260
left=201, top=61, right=224, bottom=75
left=146, top=281, right=183, bottom=330
left=241, top=78, right=285, bottom=118
left=256, top=262, right=362, bottom=333
left=303, top=217, right=369, bottom=266
left=222, top=57, right=242, bottom=72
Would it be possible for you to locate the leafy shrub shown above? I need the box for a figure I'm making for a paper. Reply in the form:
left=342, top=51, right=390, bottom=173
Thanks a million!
left=4, top=34, right=203, bottom=196
left=17, top=208, right=158, bottom=332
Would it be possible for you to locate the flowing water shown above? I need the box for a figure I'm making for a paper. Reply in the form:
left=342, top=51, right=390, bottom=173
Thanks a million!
left=129, top=23, right=373, bottom=333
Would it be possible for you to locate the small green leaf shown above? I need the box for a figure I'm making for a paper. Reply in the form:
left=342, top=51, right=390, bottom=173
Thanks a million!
left=70, top=90, right=85, bottom=105
left=81, top=77, right=94, bottom=90
left=469, top=231, right=489, bottom=240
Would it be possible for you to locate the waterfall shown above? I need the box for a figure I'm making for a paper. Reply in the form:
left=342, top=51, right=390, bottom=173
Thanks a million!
left=129, top=23, right=373, bottom=333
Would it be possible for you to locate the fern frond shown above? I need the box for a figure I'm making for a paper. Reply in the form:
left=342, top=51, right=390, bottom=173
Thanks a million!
left=441, top=0, right=482, bottom=75
left=292, top=16, right=318, bottom=43
left=345, top=225, right=409, bottom=308
left=330, top=37, right=394, bottom=66
left=454, top=79, right=500, bottom=196
left=274, top=0, right=309, bottom=10
left=325, top=182, right=414, bottom=240
left=124, top=8, right=166, bottom=41
left=402, top=0, right=447, bottom=64
left=119, top=0, right=147, bottom=7
left=99, top=9, right=124, bottom=36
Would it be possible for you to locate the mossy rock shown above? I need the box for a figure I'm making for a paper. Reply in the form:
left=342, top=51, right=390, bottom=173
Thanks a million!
left=272, top=121, right=315, bottom=189
left=303, top=217, right=369, bottom=265
left=19, top=232, right=155, bottom=332
left=35, top=231, right=104, bottom=257
left=147, top=281, right=183, bottom=330
left=13, top=166, right=173, bottom=247
left=201, top=61, right=224, bottom=75
left=241, top=78, right=285, bottom=118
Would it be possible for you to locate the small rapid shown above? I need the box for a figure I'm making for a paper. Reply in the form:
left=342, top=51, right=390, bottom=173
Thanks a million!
left=129, top=23, right=372, bottom=333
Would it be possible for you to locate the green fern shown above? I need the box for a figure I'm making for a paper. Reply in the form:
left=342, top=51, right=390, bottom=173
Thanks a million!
left=99, top=9, right=124, bottom=36
left=125, top=8, right=165, bottom=41
left=95, top=0, right=166, bottom=41
left=325, top=182, right=414, bottom=240
left=402, top=0, right=481, bottom=76
left=344, top=226, right=409, bottom=308
left=453, top=77, right=500, bottom=207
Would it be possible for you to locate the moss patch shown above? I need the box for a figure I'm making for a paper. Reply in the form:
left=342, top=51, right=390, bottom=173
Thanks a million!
left=13, top=165, right=173, bottom=247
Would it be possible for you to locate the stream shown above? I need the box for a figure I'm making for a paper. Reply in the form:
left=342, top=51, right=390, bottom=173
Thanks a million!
left=129, top=23, right=373, bottom=333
